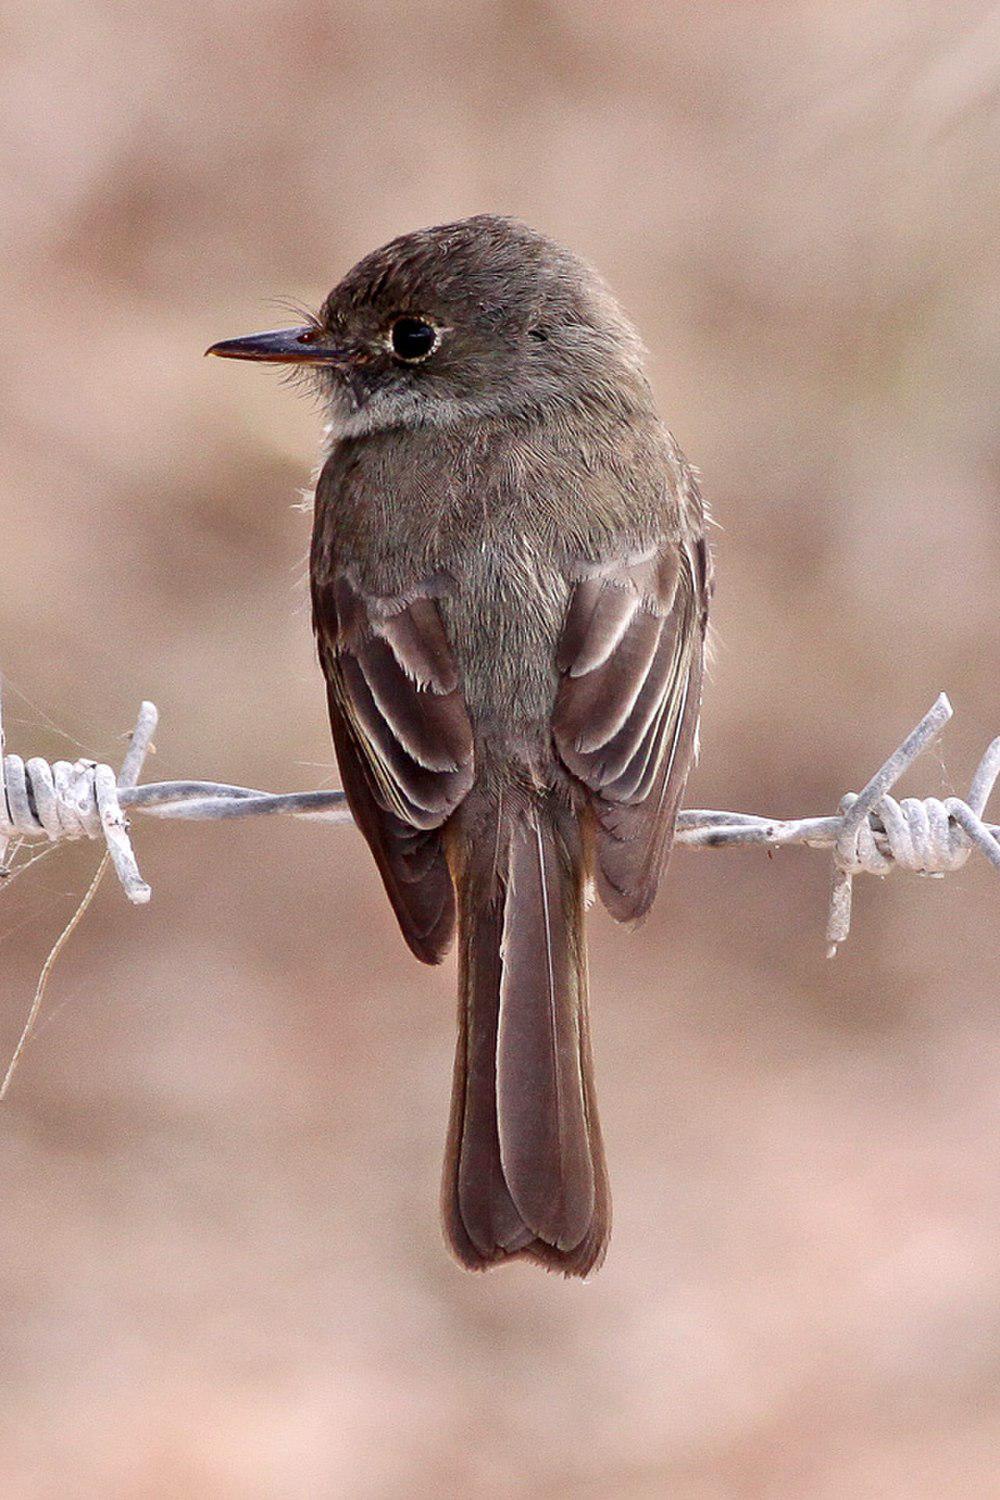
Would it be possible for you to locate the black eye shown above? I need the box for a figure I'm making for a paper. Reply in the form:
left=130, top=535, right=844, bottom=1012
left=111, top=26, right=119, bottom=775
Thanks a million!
left=390, top=317, right=438, bottom=363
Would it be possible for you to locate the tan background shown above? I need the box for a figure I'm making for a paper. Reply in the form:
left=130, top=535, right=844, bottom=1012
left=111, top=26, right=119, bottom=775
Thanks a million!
left=1, top=3, right=999, bottom=1495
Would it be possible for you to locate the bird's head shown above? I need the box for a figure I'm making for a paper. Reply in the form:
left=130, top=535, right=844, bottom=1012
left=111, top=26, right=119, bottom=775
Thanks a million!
left=207, top=215, right=646, bottom=436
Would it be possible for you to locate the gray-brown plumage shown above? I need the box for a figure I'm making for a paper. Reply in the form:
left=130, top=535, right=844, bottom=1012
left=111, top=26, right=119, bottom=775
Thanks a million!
left=208, top=215, right=711, bottom=1276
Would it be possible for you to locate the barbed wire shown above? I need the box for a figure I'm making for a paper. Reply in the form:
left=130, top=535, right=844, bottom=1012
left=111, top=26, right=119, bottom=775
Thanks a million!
left=1, top=680, right=998, bottom=958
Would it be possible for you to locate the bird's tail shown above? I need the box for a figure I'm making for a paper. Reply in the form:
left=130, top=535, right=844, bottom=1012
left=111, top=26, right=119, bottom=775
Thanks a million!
left=442, top=797, right=610, bottom=1276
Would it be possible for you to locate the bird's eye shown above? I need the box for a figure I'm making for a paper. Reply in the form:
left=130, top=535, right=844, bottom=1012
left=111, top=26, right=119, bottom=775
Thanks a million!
left=389, top=317, right=439, bottom=363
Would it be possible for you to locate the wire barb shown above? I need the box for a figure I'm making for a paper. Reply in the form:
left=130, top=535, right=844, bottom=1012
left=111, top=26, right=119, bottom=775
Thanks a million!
left=1, top=683, right=997, bottom=948
left=0, top=678, right=157, bottom=903
left=821, top=694, right=999, bottom=953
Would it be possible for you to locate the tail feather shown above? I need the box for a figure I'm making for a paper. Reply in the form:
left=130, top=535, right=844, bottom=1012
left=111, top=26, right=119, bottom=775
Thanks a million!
left=455, top=892, right=533, bottom=1258
left=442, top=801, right=610, bottom=1276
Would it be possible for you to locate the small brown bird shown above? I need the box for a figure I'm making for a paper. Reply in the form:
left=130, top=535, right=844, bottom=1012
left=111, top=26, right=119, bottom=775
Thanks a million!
left=208, top=216, right=711, bottom=1276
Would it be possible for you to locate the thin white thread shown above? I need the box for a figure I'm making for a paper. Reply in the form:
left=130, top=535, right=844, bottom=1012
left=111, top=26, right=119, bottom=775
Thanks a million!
left=0, top=851, right=109, bottom=1100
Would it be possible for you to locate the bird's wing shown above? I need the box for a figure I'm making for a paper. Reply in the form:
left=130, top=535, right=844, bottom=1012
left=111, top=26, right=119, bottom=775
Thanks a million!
left=314, top=570, right=475, bottom=964
left=553, top=535, right=710, bottom=921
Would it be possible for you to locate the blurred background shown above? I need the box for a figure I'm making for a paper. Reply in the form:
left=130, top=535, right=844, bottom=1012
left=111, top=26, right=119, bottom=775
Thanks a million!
left=1, top=2, right=998, bottom=1495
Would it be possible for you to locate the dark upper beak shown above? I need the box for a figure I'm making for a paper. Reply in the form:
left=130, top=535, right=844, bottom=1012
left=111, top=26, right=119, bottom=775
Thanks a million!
left=205, top=325, right=350, bottom=364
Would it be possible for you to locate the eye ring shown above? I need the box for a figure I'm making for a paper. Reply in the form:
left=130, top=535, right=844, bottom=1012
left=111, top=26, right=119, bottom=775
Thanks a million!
left=388, top=316, right=440, bottom=364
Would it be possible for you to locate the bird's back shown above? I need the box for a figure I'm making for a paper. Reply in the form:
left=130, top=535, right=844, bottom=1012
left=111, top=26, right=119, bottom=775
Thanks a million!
left=313, top=394, right=689, bottom=781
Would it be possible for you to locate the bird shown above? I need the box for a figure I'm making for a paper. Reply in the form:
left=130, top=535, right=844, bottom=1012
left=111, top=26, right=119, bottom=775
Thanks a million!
left=208, top=215, right=711, bottom=1276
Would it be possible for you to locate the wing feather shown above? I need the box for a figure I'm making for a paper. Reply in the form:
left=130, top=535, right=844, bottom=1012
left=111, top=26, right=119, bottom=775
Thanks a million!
left=314, top=572, right=474, bottom=963
left=553, top=541, right=707, bottom=921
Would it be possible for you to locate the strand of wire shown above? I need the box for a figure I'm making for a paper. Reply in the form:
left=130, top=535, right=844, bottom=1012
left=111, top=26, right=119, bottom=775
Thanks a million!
left=1, top=683, right=997, bottom=949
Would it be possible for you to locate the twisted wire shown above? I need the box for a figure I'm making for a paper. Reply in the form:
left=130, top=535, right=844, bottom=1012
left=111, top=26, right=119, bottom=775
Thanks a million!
left=1, top=682, right=997, bottom=948
left=0, top=686, right=157, bottom=903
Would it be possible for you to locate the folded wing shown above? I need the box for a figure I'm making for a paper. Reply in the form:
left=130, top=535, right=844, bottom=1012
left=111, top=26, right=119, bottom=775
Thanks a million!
left=553, top=538, right=710, bottom=921
left=314, top=572, right=475, bottom=964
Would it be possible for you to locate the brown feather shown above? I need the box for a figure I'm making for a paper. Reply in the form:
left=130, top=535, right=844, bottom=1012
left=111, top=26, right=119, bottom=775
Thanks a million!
left=555, top=575, right=603, bottom=672
left=314, top=576, right=474, bottom=961
left=497, top=811, right=595, bottom=1250
left=564, top=583, right=640, bottom=676
left=335, top=655, right=468, bottom=822
left=593, top=642, right=702, bottom=920
left=553, top=607, right=663, bottom=756
left=554, top=542, right=707, bottom=922
left=587, top=622, right=679, bottom=791
left=326, top=689, right=456, bottom=962
left=446, top=887, right=534, bottom=1262
left=353, top=636, right=472, bottom=772
left=442, top=802, right=610, bottom=1275
left=378, top=598, right=459, bottom=692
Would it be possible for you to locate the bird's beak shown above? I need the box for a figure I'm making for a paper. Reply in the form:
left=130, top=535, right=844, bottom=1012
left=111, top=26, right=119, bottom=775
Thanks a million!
left=205, top=325, right=351, bottom=365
